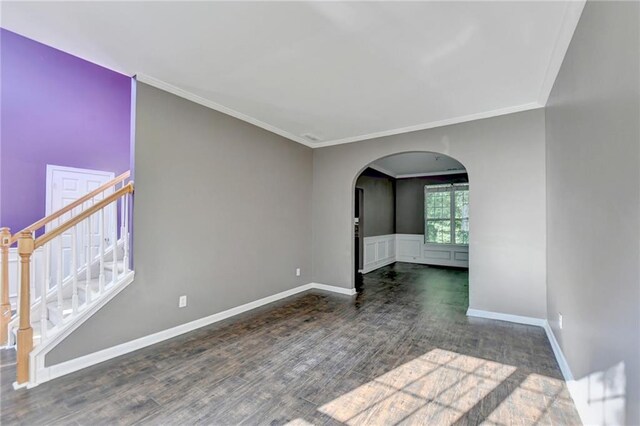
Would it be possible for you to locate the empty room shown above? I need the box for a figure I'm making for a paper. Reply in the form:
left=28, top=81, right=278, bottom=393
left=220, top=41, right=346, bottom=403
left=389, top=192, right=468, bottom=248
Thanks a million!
left=0, top=1, right=638, bottom=425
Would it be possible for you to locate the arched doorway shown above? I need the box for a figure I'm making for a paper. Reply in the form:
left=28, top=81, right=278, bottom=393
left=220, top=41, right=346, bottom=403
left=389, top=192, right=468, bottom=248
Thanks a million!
left=352, top=151, right=470, bottom=290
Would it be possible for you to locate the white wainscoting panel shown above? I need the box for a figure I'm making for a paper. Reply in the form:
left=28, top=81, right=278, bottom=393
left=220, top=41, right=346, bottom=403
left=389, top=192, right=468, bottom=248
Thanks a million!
left=361, top=234, right=396, bottom=273
left=396, top=234, right=469, bottom=268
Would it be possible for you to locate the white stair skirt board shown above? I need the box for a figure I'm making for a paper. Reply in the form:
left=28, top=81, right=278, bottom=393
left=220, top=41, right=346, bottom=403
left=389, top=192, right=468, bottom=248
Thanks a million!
left=36, top=282, right=355, bottom=386
left=22, top=271, right=135, bottom=389
left=467, top=308, right=595, bottom=426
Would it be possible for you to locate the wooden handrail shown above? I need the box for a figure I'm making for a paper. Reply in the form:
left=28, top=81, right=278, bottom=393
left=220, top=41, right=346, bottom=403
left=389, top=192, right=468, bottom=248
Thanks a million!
left=35, top=182, right=134, bottom=249
left=9, top=170, right=131, bottom=245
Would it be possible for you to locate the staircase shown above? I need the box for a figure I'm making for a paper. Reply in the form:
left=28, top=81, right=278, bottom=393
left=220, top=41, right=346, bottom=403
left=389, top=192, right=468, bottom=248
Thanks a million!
left=0, top=172, right=134, bottom=388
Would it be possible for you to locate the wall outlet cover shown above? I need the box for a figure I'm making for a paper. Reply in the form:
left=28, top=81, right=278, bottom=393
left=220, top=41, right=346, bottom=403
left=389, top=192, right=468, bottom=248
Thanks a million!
left=558, top=312, right=563, bottom=329
left=179, top=295, right=187, bottom=308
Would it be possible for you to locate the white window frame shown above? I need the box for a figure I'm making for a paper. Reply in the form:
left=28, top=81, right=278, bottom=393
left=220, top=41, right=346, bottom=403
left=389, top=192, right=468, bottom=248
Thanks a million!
left=424, top=183, right=469, bottom=245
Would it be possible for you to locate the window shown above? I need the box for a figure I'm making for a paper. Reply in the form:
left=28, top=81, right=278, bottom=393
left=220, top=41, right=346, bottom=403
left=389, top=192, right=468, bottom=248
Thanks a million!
left=425, top=184, right=469, bottom=245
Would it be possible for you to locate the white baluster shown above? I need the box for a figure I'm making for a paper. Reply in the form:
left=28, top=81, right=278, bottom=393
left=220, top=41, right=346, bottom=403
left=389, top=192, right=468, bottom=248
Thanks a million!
left=99, top=208, right=105, bottom=294
left=41, top=243, right=50, bottom=339
left=111, top=201, right=119, bottom=284
left=56, top=229, right=63, bottom=319
left=30, top=242, right=35, bottom=303
left=120, top=193, right=125, bottom=245
left=85, top=204, right=92, bottom=304
left=15, top=253, right=20, bottom=311
left=123, top=194, right=129, bottom=274
left=71, top=225, right=78, bottom=314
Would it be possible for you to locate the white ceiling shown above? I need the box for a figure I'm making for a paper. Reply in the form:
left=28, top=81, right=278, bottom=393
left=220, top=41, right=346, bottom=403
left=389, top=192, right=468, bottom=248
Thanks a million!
left=371, top=152, right=465, bottom=178
left=1, top=1, right=584, bottom=148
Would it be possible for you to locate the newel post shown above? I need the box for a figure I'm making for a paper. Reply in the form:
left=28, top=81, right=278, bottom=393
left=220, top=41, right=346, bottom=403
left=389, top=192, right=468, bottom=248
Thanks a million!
left=16, top=231, right=34, bottom=384
left=0, top=227, right=11, bottom=346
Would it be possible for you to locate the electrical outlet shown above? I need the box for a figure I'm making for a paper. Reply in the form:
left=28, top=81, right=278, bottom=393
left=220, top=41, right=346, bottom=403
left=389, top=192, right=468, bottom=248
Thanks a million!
left=558, top=313, right=563, bottom=329
left=179, top=295, right=187, bottom=308
left=296, top=268, right=301, bottom=277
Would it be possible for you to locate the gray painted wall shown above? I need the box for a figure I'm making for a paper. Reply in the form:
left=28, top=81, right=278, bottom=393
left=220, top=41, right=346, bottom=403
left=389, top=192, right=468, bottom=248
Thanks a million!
left=355, top=169, right=395, bottom=237
left=312, top=109, right=547, bottom=318
left=46, top=82, right=313, bottom=365
left=545, top=2, right=639, bottom=424
left=396, top=174, right=468, bottom=234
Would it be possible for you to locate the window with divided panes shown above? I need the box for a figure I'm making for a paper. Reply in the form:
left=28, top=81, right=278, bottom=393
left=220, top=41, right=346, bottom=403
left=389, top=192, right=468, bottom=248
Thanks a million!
left=424, top=184, right=469, bottom=245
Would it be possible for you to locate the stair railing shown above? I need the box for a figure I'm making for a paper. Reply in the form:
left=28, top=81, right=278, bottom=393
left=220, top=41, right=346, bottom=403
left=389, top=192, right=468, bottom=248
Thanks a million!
left=0, top=172, right=133, bottom=385
left=15, top=182, right=133, bottom=384
left=0, top=171, right=130, bottom=347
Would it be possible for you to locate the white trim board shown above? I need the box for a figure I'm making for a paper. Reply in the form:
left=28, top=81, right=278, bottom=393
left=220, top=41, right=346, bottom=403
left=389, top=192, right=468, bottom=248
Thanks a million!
left=536, top=1, right=586, bottom=105
left=366, top=165, right=467, bottom=180
left=466, top=308, right=597, bottom=426
left=367, top=163, right=396, bottom=178
left=137, top=76, right=543, bottom=149
left=396, top=170, right=467, bottom=179
left=311, top=102, right=543, bottom=148
left=28, top=270, right=136, bottom=387
left=35, top=282, right=355, bottom=386
left=361, top=234, right=397, bottom=274
left=466, top=308, right=546, bottom=327
left=135, top=0, right=583, bottom=155
left=542, top=321, right=573, bottom=381
left=135, top=74, right=314, bottom=148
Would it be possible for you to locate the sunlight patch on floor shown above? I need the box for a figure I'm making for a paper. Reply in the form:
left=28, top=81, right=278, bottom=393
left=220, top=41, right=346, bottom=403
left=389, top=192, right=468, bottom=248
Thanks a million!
left=484, top=373, right=575, bottom=425
left=317, top=348, right=516, bottom=425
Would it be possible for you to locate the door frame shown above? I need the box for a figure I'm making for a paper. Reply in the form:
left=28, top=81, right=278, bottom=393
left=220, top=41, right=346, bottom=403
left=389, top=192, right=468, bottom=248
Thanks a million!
left=45, top=164, right=115, bottom=218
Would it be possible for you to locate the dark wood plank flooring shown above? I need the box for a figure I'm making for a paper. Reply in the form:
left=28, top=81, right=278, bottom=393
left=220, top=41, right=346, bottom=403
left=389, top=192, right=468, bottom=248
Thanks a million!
left=0, top=263, right=581, bottom=425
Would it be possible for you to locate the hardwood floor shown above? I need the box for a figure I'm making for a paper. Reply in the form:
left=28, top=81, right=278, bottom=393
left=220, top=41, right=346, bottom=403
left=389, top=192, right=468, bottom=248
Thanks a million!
left=0, top=263, right=581, bottom=425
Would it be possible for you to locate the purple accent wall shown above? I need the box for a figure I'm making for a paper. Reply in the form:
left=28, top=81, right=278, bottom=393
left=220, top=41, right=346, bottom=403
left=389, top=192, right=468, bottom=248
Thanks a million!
left=0, top=29, right=132, bottom=234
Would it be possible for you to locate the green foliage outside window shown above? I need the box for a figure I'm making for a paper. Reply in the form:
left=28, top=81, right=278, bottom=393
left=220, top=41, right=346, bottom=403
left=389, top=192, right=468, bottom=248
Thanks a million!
left=425, top=186, right=468, bottom=245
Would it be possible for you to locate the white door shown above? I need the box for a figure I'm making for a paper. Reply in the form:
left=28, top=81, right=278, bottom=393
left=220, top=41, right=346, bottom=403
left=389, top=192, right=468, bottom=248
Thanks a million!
left=46, top=165, right=116, bottom=279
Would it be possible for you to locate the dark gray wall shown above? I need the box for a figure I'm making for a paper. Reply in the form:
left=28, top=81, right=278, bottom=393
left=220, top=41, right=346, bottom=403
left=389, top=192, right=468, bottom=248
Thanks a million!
left=546, top=2, right=639, bottom=424
left=395, top=174, right=468, bottom=234
left=355, top=168, right=395, bottom=237
left=46, top=81, right=313, bottom=364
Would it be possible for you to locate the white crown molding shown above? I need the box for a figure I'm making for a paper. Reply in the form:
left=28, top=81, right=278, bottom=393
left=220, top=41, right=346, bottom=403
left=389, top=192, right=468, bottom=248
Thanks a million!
left=135, top=74, right=315, bottom=148
left=367, top=164, right=397, bottom=178
left=31, top=282, right=354, bottom=386
left=396, top=170, right=467, bottom=179
left=363, top=165, right=467, bottom=180
left=136, top=0, right=582, bottom=151
left=537, top=1, right=586, bottom=106
left=135, top=75, right=542, bottom=150
left=309, top=102, right=543, bottom=148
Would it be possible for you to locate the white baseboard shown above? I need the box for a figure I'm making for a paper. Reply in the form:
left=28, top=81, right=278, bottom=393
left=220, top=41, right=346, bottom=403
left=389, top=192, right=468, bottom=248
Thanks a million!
left=466, top=308, right=546, bottom=327
left=308, top=283, right=357, bottom=296
left=39, top=282, right=355, bottom=385
left=542, top=321, right=574, bottom=381
left=467, top=307, right=596, bottom=425
left=361, top=258, right=395, bottom=274
left=543, top=323, right=595, bottom=426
